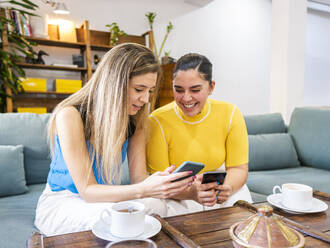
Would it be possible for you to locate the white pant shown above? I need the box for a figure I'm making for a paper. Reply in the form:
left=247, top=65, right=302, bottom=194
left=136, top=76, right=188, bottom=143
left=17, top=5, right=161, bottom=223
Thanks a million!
left=35, top=184, right=252, bottom=236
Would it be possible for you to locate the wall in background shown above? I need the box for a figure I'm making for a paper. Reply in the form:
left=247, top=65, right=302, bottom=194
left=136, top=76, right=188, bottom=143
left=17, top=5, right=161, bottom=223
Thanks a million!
left=305, top=9, right=330, bottom=106
left=25, top=0, right=330, bottom=115
left=26, top=0, right=199, bottom=86
left=155, top=0, right=272, bottom=115
left=30, top=0, right=199, bottom=35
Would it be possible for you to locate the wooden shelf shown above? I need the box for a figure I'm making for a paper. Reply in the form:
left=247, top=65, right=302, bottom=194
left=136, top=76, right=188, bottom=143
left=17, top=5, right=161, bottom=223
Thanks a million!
left=2, top=18, right=151, bottom=113
left=24, top=36, right=86, bottom=49
left=91, top=44, right=113, bottom=51
left=13, top=97, right=64, bottom=112
left=16, top=91, right=72, bottom=96
left=16, top=62, right=87, bottom=72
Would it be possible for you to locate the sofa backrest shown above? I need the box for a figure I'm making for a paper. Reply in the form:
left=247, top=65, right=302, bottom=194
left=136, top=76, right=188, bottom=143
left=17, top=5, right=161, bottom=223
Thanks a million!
left=0, top=113, right=51, bottom=185
left=288, top=107, right=330, bottom=171
left=244, top=113, right=300, bottom=171
left=244, top=113, right=287, bottom=134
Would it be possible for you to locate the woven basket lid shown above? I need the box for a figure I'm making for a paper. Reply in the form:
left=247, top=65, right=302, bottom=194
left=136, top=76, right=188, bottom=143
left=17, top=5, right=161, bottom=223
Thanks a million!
left=229, top=205, right=305, bottom=248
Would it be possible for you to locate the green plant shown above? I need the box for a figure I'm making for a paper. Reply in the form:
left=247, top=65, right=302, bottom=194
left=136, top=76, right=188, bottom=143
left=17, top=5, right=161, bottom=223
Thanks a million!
left=145, top=12, right=173, bottom=61
left=0, top=0, right=38, bottom=112
left=105, top=22, right=127, bottom=46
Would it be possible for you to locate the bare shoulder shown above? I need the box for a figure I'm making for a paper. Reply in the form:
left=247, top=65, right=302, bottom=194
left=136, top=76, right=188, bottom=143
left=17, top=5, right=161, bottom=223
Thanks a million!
left=57, top=106, right=80, bottom=119
left=55, top=106, right=84, bottom=131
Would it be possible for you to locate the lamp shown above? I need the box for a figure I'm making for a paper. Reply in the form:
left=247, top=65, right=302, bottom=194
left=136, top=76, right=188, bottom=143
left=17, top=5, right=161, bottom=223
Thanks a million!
left=42, top=0, right=70, bottom=15
left=54, top=3, right=69, bottom=15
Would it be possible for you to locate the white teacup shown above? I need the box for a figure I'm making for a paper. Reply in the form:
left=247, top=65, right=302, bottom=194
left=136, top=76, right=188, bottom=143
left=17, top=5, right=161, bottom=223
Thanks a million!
left=101, top=201, right=146, bottom=238
left=273, top=183, right=313, bottom=211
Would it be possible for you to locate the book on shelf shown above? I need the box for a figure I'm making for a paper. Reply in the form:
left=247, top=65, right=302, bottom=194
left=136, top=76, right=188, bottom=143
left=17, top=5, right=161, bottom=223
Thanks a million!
left=17, top=107, right=47, bottom=114
left=3, top=7, right=32, bottom=36
left=56, top=79, right=82, bottom=93
left=19, top=77, right=47, bottom=92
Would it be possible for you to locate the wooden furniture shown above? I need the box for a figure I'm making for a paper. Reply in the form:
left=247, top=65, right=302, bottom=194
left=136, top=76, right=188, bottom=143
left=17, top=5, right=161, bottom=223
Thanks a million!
left=1, top=17, right=151, bottom=113
left=156, top=63, right=175, bottom=108
left=27, top=192, right=330, bottom=248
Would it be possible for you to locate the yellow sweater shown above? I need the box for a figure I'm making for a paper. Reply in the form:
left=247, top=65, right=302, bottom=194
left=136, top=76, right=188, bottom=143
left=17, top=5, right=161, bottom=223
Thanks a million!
left=147, top=99, right=248, bottom=173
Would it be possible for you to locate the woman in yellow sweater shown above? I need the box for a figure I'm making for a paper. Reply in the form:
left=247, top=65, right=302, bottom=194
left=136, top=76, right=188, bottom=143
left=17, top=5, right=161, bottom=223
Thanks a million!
left=147, top=53, right=252, bottom=215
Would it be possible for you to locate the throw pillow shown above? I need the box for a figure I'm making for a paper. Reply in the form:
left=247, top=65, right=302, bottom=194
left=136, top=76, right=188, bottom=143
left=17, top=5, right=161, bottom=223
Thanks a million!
left=248, top=133, right=300, bottom=171
left=244, top=113, right=286, bottom=135
left=0, top=145, right=28, bottom=196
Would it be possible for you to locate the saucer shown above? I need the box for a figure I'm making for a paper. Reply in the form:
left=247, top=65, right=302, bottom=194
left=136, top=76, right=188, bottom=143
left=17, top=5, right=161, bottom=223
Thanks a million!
left=267, top=193, right=328, bottom=214
left=92, top=215, right=161, bottom=241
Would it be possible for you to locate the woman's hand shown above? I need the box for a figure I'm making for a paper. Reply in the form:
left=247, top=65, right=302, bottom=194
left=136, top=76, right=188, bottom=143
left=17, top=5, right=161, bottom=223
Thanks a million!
left=192, top=174, right=218, bottom=206
left=214, top=164, right=248, bottom=204
left=138, top=165, right=194, bottom=199
left=216, top=184, right=233, bottom=204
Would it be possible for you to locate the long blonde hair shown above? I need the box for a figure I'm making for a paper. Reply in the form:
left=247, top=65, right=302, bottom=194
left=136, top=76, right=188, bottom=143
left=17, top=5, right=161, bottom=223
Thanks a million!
left=48, top=43, right=160, bottom=184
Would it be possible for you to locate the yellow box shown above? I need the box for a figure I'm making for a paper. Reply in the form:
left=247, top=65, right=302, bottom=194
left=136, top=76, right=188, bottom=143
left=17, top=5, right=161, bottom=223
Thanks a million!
left=17, top=107, right=47, bottom=114
left=56, top=79, right=82, bottom=93
left=19, top=78, right=47, bottom=92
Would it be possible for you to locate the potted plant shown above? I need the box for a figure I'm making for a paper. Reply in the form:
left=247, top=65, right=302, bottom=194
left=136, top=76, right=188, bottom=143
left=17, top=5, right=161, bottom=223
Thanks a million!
left=105, top=22, right=127, bottom=46
left=145, top=12, right=173, bottom=62
left=0, top=0, right=38, bottom=112
left=161, top=51, right=175, bottom=65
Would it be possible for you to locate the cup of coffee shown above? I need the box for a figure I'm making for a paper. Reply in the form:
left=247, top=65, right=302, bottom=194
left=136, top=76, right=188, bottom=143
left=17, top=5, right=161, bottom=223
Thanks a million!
left=101, top=201, right=146, bottom=238
left=273, top=183, right=313, bottom=211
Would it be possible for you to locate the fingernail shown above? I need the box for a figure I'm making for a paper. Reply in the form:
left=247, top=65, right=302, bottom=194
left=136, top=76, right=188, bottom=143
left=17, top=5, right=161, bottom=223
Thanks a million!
left=193, top=176, right=196, bottom=180
left=189, top=171, right=193, bottom=174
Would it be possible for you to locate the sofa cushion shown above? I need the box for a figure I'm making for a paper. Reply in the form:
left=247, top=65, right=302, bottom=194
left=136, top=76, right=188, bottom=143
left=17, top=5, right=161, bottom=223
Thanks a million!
left=0, top=145, right=28, bottom=196
left=247, top=167, right=330, bottom=196
left=248, top=133, right=300, bottom=171
left=288, top=107, right=330, bottom=171
left=250, top=191, right=267, bottom=203
left=0, top=183, right=45, bottom=248
left=244, top=113, right=286, bottom=135
left=0, top=113, right=51, bottom=185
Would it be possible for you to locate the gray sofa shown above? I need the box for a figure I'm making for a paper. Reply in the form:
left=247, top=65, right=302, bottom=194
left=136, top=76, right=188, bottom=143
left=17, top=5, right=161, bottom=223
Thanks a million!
left=0, top=107, right=330, bottom=247
left=0, top=113, right=50, bottom=248
left=245, top=107, right=330, bottom=202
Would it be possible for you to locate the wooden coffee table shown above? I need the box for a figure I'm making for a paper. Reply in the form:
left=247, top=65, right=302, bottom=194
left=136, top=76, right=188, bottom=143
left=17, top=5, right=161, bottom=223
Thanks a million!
left=28, top=192, right=330, bottom=248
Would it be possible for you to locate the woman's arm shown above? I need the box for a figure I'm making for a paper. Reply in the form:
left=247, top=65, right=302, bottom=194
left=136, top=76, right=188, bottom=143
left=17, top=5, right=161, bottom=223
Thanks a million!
left=217, top=163, right=248, bottom=203
left=127, top=127, right=149, bottom=184
left=56, top=107, right=192, bottom=203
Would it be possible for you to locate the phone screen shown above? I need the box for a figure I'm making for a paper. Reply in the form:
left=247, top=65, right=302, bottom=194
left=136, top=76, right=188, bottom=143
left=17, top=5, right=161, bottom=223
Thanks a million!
left=172, top=161, right=205, bottom=182
left=202, top=172, right=226, bottom=184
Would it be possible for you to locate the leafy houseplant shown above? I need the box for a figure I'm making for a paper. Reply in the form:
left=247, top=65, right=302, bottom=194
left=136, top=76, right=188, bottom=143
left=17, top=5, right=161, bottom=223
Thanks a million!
left=105, top=22, right=127, bottom=47
left=0, top=0, right=38, bottom=112
left=145, top=12, right=173, bottom=61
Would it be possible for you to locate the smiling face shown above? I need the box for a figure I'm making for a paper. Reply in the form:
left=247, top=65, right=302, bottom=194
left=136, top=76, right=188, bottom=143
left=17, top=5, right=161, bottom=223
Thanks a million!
left=128, top=72, right=157, bottom=115
left=173, top=69, right=215, bottom=117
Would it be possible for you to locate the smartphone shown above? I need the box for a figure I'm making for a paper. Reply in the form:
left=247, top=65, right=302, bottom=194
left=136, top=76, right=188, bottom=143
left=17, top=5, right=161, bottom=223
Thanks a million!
left=202, top=171, right=227, bottom=184
left=172, top=161, right=205, bottom=182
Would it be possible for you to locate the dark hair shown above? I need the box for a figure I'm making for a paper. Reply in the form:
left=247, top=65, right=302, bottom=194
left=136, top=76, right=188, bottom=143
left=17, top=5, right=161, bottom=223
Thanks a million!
left=173, top=53, right=212, bottom=83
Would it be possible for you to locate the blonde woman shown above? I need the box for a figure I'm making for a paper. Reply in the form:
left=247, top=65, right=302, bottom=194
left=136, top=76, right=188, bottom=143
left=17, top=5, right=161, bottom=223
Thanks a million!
left=35, top=43, right=193, bottom=236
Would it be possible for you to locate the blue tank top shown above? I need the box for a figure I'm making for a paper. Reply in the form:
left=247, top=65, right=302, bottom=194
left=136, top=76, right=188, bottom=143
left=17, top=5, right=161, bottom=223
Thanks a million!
left=47, top=135, right=129, bottom=193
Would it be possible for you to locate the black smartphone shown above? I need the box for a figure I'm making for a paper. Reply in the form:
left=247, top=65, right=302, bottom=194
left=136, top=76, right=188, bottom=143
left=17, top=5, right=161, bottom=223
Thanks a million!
left=202, top=171, right=227, bottom=184
left=172, top=161, right=205, bottom=182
